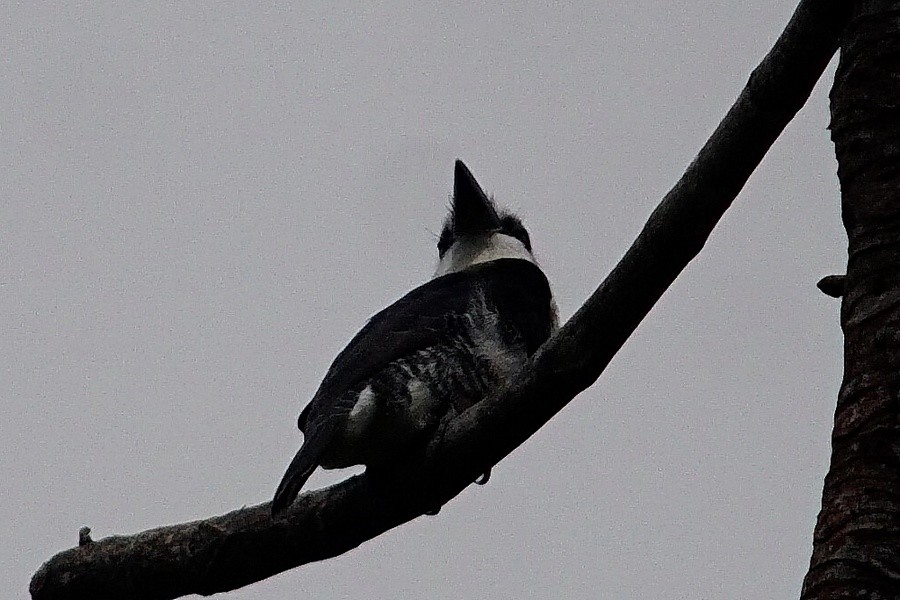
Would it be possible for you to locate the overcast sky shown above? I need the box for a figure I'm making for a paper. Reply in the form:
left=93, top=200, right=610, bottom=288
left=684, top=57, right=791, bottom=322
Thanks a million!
left=3, top=2, right=844, bottom=598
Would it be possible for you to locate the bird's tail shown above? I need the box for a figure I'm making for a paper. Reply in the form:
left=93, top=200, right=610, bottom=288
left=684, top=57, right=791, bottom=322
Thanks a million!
left=271, top=442, right=320, bottom=517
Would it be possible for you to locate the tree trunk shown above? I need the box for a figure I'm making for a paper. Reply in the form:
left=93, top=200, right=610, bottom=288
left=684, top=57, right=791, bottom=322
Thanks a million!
left=801, top=2, right=900, bottom=598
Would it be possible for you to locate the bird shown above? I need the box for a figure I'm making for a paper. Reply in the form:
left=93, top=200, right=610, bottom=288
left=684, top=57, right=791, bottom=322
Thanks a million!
left=271, top=160, right=557, bottom=517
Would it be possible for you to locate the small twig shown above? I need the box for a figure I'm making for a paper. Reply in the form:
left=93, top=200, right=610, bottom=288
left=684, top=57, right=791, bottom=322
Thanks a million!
left=78, top=527, right=93, bottom=547
left=817, top=274, right=846, bottom=297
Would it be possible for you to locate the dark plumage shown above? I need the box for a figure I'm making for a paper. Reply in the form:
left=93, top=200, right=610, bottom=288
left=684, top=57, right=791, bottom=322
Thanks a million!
left=272, top=161, right=555, bottom=517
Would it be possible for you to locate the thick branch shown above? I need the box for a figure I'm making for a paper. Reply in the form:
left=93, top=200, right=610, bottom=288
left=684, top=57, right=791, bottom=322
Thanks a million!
left=30, top=1, right=850, bottom=598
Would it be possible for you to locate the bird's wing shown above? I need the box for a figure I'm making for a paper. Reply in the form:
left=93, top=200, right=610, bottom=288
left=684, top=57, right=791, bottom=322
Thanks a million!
left=272, top=259, right=553, bottom=516
left=298, top=258, right=553, bottom=431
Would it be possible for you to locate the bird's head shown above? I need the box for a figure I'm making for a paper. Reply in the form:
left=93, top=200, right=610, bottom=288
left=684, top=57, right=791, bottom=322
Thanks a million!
left=434, top=160, right=535, bottom=277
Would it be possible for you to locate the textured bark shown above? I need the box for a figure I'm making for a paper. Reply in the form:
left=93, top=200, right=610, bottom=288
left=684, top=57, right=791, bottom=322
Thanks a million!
left=30, top=1, right=851, bottom=599
left=801, top=3, right=900, bottom=599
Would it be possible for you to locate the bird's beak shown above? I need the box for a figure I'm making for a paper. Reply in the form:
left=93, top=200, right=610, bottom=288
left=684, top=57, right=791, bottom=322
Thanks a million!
left=452, top=160, right=502, bottom=236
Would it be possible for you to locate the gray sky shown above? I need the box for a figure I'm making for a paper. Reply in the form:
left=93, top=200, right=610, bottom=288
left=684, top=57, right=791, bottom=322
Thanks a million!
left=3, top=2, right=844, bottom=598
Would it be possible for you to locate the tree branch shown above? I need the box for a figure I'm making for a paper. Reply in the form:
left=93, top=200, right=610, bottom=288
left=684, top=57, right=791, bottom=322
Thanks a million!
left=29, top=1, right=851, bottom=598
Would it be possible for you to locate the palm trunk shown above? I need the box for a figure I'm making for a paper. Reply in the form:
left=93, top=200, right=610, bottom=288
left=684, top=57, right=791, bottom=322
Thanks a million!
left=801, top=3, right=900, bottom=598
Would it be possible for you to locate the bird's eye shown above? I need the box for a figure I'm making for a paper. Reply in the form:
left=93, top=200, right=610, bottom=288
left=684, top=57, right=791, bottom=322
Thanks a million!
left=500, top=215, right=531, bottom=252
left=437, top=229, right=454, bottom=257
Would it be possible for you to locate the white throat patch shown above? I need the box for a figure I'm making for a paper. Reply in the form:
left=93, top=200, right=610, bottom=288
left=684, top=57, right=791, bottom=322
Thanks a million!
left=434, top=233, right=535, bottom=277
